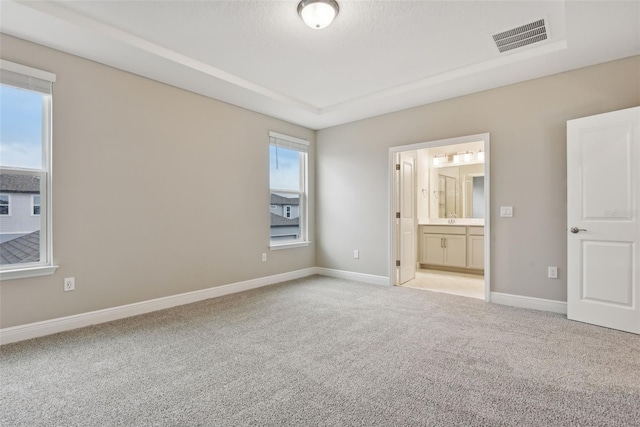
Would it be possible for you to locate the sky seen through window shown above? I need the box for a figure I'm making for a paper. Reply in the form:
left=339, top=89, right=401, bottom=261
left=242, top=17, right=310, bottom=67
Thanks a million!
left=0, top=85, right=43, bottom=170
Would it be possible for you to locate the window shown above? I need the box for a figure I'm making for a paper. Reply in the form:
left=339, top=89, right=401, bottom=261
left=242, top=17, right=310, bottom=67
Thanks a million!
left=269, top=132, right=309, bottom=248
left=0, top=194, right=9, bottom=215
left=32, top=195, right=41, bottom=216
left=0, top=60, right=57, bottom=279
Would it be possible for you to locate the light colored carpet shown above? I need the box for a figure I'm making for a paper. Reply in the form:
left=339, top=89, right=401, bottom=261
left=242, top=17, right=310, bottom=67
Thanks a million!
left=402, top=269, right=485, bottom=299
left=1, top=275, right=639, bottom=426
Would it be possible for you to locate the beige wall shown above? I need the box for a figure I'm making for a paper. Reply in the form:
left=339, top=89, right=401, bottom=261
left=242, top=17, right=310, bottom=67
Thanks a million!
left=1, top=34, right=638, bottom=329
left=0, top=35, right=315, bottom=328
left=316, top=55, right=640, bottom=302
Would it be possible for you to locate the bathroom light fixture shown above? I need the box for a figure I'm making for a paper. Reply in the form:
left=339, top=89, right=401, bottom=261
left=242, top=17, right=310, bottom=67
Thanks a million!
left=298, top=0, right=339, bottom=29
left=432, top=150, right=484, bottom=167
left=433, top=154, right=447, bottom=166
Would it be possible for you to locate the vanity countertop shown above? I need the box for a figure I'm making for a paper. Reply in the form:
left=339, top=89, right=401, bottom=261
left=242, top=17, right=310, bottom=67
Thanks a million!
left=418, top=219, right=485, bottom=226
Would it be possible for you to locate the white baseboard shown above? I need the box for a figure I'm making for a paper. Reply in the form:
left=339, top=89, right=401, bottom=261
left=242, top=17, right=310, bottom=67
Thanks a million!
left=490, top=292, right=567, bottom=314
left=314, top=267, right=390, bottom=286
left=0, top=267, right=316, bottom=345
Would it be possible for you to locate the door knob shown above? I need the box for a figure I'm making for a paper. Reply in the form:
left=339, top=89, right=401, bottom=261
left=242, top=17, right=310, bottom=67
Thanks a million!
left=570, top=227, right=587, bottom=234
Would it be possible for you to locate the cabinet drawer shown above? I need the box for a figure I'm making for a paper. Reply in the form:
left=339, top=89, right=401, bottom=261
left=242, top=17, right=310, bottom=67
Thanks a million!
left=468, top=226, right=485, bottom=236
left=421, top=225, right=466, bottom=235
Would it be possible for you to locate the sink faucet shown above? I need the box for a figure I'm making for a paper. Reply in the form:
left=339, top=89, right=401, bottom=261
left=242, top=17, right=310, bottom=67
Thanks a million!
left=448, top=213, right=456, bottom=224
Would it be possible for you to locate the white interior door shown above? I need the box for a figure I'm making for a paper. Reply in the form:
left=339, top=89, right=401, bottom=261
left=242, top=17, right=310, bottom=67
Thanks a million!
left=399, top=151, right=416, bottom=285
left=567, top=106, right=640, bottom=334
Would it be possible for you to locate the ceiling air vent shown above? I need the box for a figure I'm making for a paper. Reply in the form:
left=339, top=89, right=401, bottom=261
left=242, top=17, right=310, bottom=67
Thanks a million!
left=492, top=18, right=548, bottom=53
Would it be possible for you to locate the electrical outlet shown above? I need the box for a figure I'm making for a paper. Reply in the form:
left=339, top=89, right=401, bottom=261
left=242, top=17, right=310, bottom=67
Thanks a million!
left=354, top=250, right=359, bottom=259
left=262, top=253, right=267, bottom=262
left=64, top=277, right=75, bottom=292
left=548, top=267, right=558, bottom=279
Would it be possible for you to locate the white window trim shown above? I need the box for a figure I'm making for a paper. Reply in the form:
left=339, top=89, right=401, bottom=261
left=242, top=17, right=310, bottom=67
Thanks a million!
left=270, top=205, right=277, bottom=210
left=268, top=131, right=308, bottom=147
left=268, top=131, right=309, bottom=250
left=269, top=241, right=311, bottom=251
left=0, top=61, right=58, bottom=280
left=0, top=193, right=11, bottom=216
left=1, top=265, right=58, bottom=280
left=0, top=60, right=56, bottom=84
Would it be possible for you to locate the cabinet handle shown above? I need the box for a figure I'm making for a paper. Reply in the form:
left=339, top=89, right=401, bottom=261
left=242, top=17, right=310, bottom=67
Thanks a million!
left=443, top=238, right=447, bottom=249
left=440, top=237, right=443, bottom=248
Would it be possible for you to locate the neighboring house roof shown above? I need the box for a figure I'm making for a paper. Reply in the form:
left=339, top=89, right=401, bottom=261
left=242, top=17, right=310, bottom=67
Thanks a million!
left=0, top=174, right=40, bottom=193
left=0, top=230, right=40, bottom=265
left=270, top=193, right=299, bottom=206
left=270, top=213, right=299, bottom=227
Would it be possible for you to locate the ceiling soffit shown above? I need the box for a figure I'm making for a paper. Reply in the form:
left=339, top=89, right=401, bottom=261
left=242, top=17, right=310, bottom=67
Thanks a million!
left=1, top=1, right=638, bottom=129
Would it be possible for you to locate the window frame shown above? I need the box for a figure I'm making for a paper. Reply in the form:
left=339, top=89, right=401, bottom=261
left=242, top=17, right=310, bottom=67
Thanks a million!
left=268, top=131, right=310, bottom=250
left=32, top=194, right=41, bottom=216
left=0, top=193, right=11, bottom=216
left=0, top=60, right=57, bottom=280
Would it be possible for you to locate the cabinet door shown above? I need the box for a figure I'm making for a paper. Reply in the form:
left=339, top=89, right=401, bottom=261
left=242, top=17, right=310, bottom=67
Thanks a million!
left=422, top=234, right=444, bottom=265
left=443, top=234, right=466, bottom=267
left=467, top=235, right=485, bottom=269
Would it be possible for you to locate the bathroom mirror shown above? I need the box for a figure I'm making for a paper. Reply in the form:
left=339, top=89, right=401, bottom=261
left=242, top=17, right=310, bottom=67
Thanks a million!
left=433, top=164, right=485, bottom=219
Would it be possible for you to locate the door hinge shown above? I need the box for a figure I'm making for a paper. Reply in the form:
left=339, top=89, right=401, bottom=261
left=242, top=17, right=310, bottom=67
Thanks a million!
left=396, top=212, right=401, bottom=219
left=396, top=260, right=401, bottom=267
left=395, top=164, right=401, bottom=171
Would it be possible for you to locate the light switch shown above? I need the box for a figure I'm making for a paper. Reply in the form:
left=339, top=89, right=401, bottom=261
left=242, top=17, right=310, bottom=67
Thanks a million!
left=500, top=206, right=513, bottom=217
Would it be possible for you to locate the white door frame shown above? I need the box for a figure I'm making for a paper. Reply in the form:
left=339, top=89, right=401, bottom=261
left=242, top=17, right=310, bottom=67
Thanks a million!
left=388, top=133, right=491, bottom=302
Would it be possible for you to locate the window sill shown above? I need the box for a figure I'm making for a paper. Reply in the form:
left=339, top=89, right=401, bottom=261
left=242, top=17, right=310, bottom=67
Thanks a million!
left=1, top=265, right=58, bottom=281
left=269, top=241, right=311, bottom=251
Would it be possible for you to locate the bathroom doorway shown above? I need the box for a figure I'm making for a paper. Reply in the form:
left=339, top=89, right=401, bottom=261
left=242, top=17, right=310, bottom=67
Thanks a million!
left=389, top=133, right=490, bottom=301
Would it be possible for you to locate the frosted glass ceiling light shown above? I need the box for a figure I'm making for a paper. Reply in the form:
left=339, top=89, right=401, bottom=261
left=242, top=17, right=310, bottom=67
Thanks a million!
left=298, top=0, right=339, bottom=29
left=463, top=151, right=473, bottom=162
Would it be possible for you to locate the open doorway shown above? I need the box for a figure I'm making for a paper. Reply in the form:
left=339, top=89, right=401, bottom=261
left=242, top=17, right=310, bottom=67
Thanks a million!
left=389, top=133, right=490, bottom=301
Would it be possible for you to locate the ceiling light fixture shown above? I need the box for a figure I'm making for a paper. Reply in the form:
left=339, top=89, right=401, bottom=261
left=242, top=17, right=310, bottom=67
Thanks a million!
left=298, top=0, right=339, bottom=30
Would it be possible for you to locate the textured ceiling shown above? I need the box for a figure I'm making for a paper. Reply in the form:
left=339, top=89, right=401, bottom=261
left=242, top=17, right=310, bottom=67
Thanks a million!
left=1, top=1, right=639, bottom=129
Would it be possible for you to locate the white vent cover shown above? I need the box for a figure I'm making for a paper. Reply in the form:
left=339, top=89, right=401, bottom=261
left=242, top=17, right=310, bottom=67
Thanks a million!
left=492, top=19, right=548, bottom=53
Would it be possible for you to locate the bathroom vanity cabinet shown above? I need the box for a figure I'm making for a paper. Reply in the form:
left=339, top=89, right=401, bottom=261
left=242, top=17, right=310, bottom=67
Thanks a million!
left=420, top=225, right=484, bottom=272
